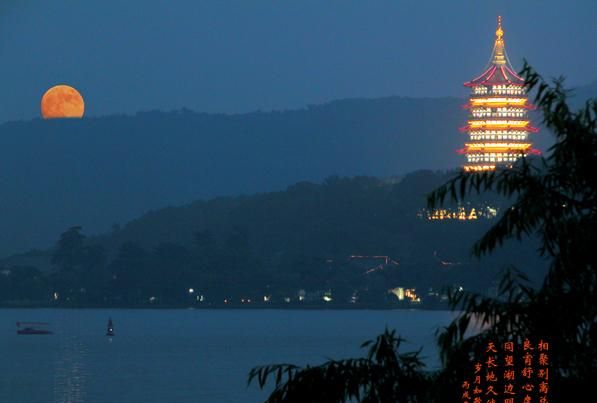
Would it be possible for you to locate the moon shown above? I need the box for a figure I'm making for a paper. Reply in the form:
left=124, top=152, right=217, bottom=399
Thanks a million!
left=41, top=85, right=85, bottom=119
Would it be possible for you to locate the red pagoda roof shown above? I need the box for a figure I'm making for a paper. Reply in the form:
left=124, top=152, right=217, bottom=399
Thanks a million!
left=465, top=64, right=525, bottom=87
left=458, top=147, right=542, bottom=156
left=463, top=101, right=534, bottom=109
left=459, top=123, right=539, bottom=133
left=464, top=16, right=525, bottom=87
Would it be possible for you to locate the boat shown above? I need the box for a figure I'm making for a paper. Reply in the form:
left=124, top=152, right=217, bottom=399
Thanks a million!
left=16, top=322, right=53, bottom=335
left=106, top=317, right=115, bottom=336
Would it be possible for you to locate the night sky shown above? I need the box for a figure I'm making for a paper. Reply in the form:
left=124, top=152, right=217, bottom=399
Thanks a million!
left=0, top=0, right=595, bottom=122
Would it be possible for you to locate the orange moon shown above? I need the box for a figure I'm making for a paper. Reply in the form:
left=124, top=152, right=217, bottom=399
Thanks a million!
left=41, top=85, right=85, bottom=119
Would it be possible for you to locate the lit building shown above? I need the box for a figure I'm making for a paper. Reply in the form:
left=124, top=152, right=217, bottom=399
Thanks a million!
left=389, top=287, right=405, bottom=301
left=459, top=16, right=539, bottom=171
left=418, top=204, right=499, bottom=221
left=404, top=288, right=421, bottom=303
left=389, top=287, right=420, bottom=303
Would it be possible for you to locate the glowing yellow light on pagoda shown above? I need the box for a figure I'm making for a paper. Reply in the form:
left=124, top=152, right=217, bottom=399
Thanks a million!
left=458, top=16, right=539, bottom=172
left=468, top=120, right=530, bottom=128
left=470, top=97, right=527, bottom=107
left=464, top=142, right=532, bottom=151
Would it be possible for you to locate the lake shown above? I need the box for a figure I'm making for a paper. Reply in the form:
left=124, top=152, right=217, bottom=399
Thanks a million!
left=0, top=309, right=456, bottom=403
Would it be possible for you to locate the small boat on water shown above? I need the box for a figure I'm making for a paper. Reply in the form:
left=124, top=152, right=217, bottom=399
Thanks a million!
left=16, top=322, right=53, bottom=335
left=106, top=317, right=115, bottom=336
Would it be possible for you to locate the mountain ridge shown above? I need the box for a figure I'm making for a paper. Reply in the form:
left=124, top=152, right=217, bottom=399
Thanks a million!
left=0, top=96, right=465, bottom=255
left=1, top=84, right=594, bottom=256
left=0, top=172, right=548, bottom=306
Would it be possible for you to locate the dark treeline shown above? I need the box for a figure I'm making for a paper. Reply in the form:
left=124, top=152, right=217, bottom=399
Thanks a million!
left=0, top=171, right=546, bottom=307
left=247, top=63, right=597, bottom=402
left=0, top=97, right=466, bottom=256
left=2, top=92, right=569, bottom=257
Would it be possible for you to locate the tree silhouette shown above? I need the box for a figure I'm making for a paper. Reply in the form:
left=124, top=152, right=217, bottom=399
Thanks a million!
left=249, top=329, right=430, bottom=403
left=51, top=226, right=86, bottom=272
left=427, top=61, right=597, bottom=400
left=250, top=62, right=597, bottom=401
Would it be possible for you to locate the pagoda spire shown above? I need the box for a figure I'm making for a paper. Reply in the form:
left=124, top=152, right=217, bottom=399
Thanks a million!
left=459, top=16, right=539, bottom=172
left=492, top=16, right=506, bottom=65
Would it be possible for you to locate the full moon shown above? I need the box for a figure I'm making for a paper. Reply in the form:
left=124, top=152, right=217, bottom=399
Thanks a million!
left=41, top=85, right=85, bottom=119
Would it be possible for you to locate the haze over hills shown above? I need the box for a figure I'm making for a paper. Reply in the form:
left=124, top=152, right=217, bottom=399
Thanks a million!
left=0, top=173, right=547, bottom=307
left=0, top=83, right=594, bottom=256
left=1, top=96, right=461, bottom=255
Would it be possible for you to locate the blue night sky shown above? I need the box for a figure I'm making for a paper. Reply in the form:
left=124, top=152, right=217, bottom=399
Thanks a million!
left=0, top=0, right=595, bottom=122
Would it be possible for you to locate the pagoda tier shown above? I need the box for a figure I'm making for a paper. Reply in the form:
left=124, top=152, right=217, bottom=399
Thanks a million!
left=460, top=16, right=539, bottom=172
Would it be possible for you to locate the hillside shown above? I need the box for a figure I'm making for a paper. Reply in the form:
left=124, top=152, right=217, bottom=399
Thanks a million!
left=0, top=172, right=547, bottom=307
left=0, top=96, right=468, bottom=255
left=2, top=79, right=595, bottom=256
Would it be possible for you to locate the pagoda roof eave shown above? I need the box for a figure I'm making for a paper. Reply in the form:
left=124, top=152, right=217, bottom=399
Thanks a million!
left=457, top=17, right=540, bottom=167
left=460, top=125, right=539, bottom=133
left=464, top=65, right=525, bottom=87
left=464, top=102, right=535, bottom=109
left=462, top=148, right=533, bottom=154
left=461, top=148, right=542, bottom=156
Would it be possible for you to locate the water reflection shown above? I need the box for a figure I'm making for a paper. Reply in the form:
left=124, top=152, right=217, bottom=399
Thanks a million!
left=2, top=309, right=452, bottom=403
left=53, top=335, right=88, bottom=403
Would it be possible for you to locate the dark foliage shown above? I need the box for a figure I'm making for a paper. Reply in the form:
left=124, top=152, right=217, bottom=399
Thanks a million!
left=0, top=170, right=545, bottom=307
left=249, top=329, right=431, bottom=403
left=249, top=63, right=597, bottom=401
left=427, top=61, right=597, bottom=399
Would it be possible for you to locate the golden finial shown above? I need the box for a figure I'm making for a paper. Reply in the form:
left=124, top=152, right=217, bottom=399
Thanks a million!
left=496, top=16, right=504, bottom=40
left=493, top=15, right=506, bottom=65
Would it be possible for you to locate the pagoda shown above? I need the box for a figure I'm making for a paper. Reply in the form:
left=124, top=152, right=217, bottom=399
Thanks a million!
left=459, top=16, right=539, bottom=172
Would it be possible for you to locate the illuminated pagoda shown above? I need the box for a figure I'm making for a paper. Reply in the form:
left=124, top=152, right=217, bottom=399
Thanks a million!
left=459, top=16, right=539, bottom=172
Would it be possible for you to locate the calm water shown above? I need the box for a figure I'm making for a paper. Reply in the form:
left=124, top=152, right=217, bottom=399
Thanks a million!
left=0, top=309, right=455, bottom=403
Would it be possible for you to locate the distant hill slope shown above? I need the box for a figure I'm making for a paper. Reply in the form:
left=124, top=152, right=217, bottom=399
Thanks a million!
left=0, top=96, right=468, bottom=255
left=1, top=81, right=594, bottom=256
left=92, top=172, right=546, bottom=295
left=0, top=173, right=548, bottom=306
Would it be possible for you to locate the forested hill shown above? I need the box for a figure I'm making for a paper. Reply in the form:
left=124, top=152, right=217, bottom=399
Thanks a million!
left=94, top=171, right=544, bottom=279
left=2, top=81, right=593, bottom=256
left=0, top=172, right=547, bottom=306
left=0, top=96, right=466, bottom=255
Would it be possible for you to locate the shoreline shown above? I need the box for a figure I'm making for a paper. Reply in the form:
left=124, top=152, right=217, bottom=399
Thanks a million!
left=0, top=302, right=452, bottom=311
